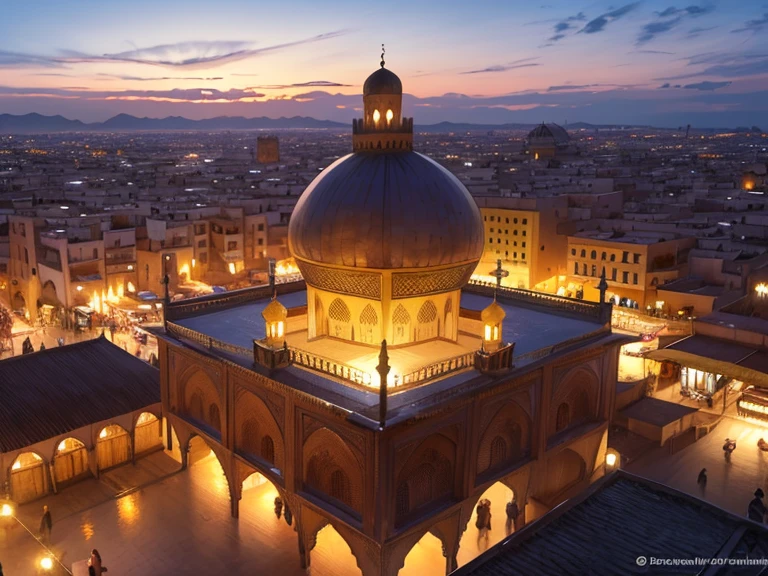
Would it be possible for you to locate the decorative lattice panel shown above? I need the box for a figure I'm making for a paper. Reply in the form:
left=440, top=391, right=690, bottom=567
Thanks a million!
left=392, top=304, right=411, bottom=325
left=359, top=304, right=378, bottom=325
left=392, top=263, right=475, bottom=298
left=417, top=301, right=437, bottom=323
left=299, top=261, right=381, bottom=300
left=328, top=298, right=351, bottom=322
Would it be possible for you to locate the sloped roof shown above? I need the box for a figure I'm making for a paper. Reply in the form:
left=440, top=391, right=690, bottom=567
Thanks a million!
left=0, top=337, right=159, bottom=452
left=454, top=471, right=768, bottom=576
left=528, top=122, right=570, bottom=146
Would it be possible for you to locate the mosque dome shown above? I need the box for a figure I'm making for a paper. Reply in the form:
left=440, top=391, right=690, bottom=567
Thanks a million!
left=481, top=300, right=506, bottom=324
left=288, top=151, right=483, bottom=269
left=363, top=66, right=403, bottom=96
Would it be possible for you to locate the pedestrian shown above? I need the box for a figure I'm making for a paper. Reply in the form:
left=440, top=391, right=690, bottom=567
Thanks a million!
left=57, top=337, right=64, bottom=347
left=505, top=498, right=519, bottom=534
left=88, top=549, right=108, bottom=575
left=697, top=468, right=707, bottom=488
left=284, top=503, right=293, bottom=526
left=748, top=488, right=767, bottom=523
left=39, top=505, right=52, bottom=544
left=274, top=496, right=283, bottom=520
left=475, top=499, right=491, bottom=541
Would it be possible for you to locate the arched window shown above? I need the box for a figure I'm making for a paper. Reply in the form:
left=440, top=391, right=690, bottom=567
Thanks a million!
left=261, top=435, right=275, bottom=464
left=580, top=249, right=586, bottom=258
left=410, top=463, right=436, bottom=509
left=508, top=422, right=523, bottom=460
left=359, top=304, right=377, bottom=325
left=396, top=482, right=410, bottom=518
left=601, top=251, right=607, bottom=261
left=490, top=436, right=507, bottom=469
left=556, top=403, right=570, bottom=432
left=574, top=262, right=579, bottom=274
left=208, top=404, right=221, bottom=432
left=188, top=391, right=204, bottom=422
left=417, top=301, right=438, bottom=323
left=330, top=469, right=351, bottom=506
left=590, top=250, right=597, bottom=260
left=329, top=298, right=351, bottom=322
left=572, top=390, right=591, bottom=425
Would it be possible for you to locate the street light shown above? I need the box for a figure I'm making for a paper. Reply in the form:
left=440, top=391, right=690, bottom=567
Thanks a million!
left=605, top=450, right=619, bottom=470
left=1, top=502, right=13, bottom=516
left=40, top=556, right=53, bottom=571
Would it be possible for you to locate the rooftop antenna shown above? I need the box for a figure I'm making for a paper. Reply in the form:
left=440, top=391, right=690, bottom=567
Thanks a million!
left=381, top=43, right=385, bottom=68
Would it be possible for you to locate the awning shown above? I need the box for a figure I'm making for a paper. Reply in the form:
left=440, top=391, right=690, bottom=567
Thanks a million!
left=646, top=335, right=768, bottom=387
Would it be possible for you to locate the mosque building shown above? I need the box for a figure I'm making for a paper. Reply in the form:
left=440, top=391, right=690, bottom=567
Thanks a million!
left=155, top=54, right=630, bottom=576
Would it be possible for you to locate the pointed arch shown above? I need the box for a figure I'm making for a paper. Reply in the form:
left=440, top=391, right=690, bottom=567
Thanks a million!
left=314, top=294, right=327, bottom=337
left=549, top=366, right=600, bottom=437
left=235, top=391, right=285, bottom=473
left=303, top=427, right=363, bottom=516
left=53, top=437, right=90, bottom=486
left=180, top=368, right=222, bottom=437
left=96, top=424, right=131, bottom=471
left=328, top=298, right=351, bottom=339
left=477, top=401, right=531, bottom=477
left=359, top=303, right=378, bottom=343
left=9, top=451, right=47, bottom=503
left=392, top=303, right=411, bottom=345
left=416, top=300, right=438, bottom=341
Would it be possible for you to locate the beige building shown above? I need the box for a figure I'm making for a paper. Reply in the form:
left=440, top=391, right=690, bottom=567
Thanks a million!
left=473, top=197, right=568, bottom=292
left=566, top=232, right=695, bottom=308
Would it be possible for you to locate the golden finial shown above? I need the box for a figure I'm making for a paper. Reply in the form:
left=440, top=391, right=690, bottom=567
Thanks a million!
left=380, top=43, right=385, bottom=68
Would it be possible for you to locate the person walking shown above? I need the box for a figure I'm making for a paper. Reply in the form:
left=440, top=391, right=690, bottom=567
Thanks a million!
left=39, top=505, right=52, bottom=544
left=88, top=549, right=107, bottom=575
left=697, top=468, right=707, bottom=488
left=505, top=498, right=520, bottom=535
left=748, top=489, right=767, bottom=523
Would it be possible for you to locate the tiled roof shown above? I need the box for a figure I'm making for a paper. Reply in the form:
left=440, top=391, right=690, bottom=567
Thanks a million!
left=454, top=472, right=768, bottom=576
left=0, top=336, right=159, bottom=452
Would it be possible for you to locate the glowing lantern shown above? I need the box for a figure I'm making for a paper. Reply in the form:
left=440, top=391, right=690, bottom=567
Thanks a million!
left=262, top=297, right=287, bottom=347
left=40, top=557, right=53, bottom=570
left=386, top=109, right=394, bottom=124
left=228, top=262, right=236, bottom=275
left=127, top=282, right=136, bottom=293
left=373, top=109, right=381, bottom=124
left=117, top=284, right=124, bottom=298
left=480, top=299, right=506, bottom=352
left=756, top=283, right=768, bottom=298
left=1, top=504, right=12, bottom=517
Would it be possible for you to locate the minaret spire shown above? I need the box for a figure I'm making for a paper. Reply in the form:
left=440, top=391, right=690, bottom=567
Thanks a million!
left=380, top=43, right=385, bottom=68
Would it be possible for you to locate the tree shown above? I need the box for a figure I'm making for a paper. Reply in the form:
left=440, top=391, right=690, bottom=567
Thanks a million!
left=0, top=305, right=13, bottom=353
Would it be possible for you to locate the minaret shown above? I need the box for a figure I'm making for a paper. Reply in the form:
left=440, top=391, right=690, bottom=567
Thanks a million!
left=352, top=45, right=413, bottom=152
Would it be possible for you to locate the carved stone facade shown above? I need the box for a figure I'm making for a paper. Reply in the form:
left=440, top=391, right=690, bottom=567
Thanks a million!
left=157, top=327, right=621, bottom=576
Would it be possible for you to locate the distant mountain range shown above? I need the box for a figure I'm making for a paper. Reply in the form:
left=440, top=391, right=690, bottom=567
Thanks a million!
left=0, top=112, right=679, bottom=134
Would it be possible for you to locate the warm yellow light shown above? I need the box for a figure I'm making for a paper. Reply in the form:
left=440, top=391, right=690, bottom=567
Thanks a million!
left=127, top=264, right=134, bottom=271
left=40, top=557, right=53, bottom=570
left=756, top=284, right=768, bottom=297
left=556, top=286, right=566, bottom=296
left=745, top=180, right=755, bottom=191
left=12, top=460, right=21, bottom=470
left=386, top=109, right=393, bottom=124
left=606, top=452, right=617, bottom=467
left=127, top=281, right=136, bottom=293
left=57, top=440, right=67, bottom=452
left=179, top=263, right=190, bottom=278
left=493, top=325, right=499, bottom=340
left=534, top=152, right=539, bottom=160
left=373, top=109, right=381, bottom=124
left=117, top=284, right=124, bottom=298
left=228, top=262, right=236, bottom=275
left=76, top=285, right=83, bottom=292
left=484, top=324, right=491, bottom=341
left=655, top=300, right=665, bottom=310
left=0, top=504, right=12, bottom=517
left=191, top=258, right=196, bottom=268
left=99, top=428, right=108, bottom=439
left=277, top=321, right=284, bottom=338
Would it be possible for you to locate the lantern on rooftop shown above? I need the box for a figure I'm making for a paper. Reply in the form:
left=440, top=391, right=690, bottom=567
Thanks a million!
left=262, top=297, right=287, bottom=347
left=481, top=299, right=506, bottom=352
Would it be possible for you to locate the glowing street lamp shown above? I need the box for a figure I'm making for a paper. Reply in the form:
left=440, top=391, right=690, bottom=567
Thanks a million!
left=40, top=556, right=54, bottom=571
left=1, top=502, right=13, bottom=517
left=605, top=450, right=619, bottom=470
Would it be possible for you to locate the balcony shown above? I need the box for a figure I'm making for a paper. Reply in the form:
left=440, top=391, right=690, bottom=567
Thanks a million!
left=105, top=246, right=136, bottom=263
left=219, top=249, right=243, bottom=263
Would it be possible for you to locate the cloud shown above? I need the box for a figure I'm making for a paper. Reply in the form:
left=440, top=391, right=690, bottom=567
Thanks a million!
left=637, top=5, right=715, bottom=44
left=659, top=83, right=671, bottom=88
left=246, top=80, right=351, bottom=89
left=683, top=81, right=732, bottom=90
left=97, top=74, right=225, bottom=81
left=0, top=85, right=266, bottom=102
left=546, top=83, right=645, bottom=92
left=658, top=52, right=768, bottom=80
left=732, top=13, right=768, bottom=34
left=580, top=3, right=640, bottom=34
left=547, top=12, right=587, bottom=42
left=631, top=50, right=676, bottom=55
left=0, top=32, right=346, bottom=71
left=686, top=26, right=717, bottom=38
left=460, top=58, right=540, bottom=75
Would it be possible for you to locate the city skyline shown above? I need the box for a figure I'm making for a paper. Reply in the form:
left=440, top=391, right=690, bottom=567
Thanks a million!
left=1, top=0, right=768, bottom=127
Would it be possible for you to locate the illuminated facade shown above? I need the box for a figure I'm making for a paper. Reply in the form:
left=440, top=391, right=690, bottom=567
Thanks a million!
left=156, top=60, right=628, bottom=576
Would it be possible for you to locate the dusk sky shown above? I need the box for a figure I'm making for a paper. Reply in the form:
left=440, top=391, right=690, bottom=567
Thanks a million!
left=1, top=0, right=767, bottom=127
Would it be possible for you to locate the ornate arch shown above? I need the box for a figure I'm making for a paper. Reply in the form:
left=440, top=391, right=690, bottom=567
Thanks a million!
left=477, top=401, right=531, bottom=477
left=417, top=300, right=437, bottom=323
left=180, top=367, right=222, bottom=435
left=235, top=391, right=285, bottom=472
left=314, top=294, right=326, bottom=337
left=392, top=303, right=411, bottom=345
left=328, top=298, right=352, bottom=339
left=549, top=366, right=600, bottom=436
left=395, top=433, right=456, bottom=526
left=303, top=427, right=364, bottom=515
left=328, top=298, right=351, bottom=322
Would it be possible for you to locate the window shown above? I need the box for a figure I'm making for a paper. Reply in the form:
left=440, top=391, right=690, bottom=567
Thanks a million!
left=574, top=262, right=579, bottom=274
left=633, top=253, right=641, bottom=264
left=513, top=252, right=518, bottom=259
left=505, top=240, right=509, bottom=245
left=633, top=273, right=638, bottom=285
left=257, top=238, right=263, bottom=245
left=591, top=265, right=597, bottom=277
left=522, top=242, right=526, bottom=248
left=610, top=254, right=616, bottom=262
left=497, top=238, right=501, bottom=244
left=571, top=248, right=576, bottom=256
left=582, top=263, right=587, bottom=275
left=522, top=230, right=527, bottom=237
left=522, top=218, right=528, bottom=225
left=257, top=223, right=264, bottom=231
left=623, top=271, right=629, bottom=283
left=198, top=240, right=206, bottom=248
left=194, top=224, right=206, bottom=235
left=601, top=252, right=607, bottom=261
left=488, top=239, right=493, bottom=244
left=490, top=228, right=494, bottom=233
left=513, top=218, right=518, bottom=224
left=199, top=252, right=208, bottom=264
left=24, top=248, right=29, bottom=265
left=490, top=216, right=495, bottom=222
left=513, top=230, right=518, bottom=236
left=581, top=249, right=586, bottom=258
left=505, top=251, right=508, bottom=257
left=505, top=229, right=509, bottom=235
left=622, top=251, right=629, bottom=263
left=396, top=483, right=410, bottom=518
left=611, top=268, right=617, bottom=281
left=92, top=248, right=98, bottom=260
left=505, top=217, right=509, bottom=223
left=330, top=470, right=351, bottom=506
left=521, top=253, right=526, bottom=260
left=490, top=436, right=507, bottom=469
left=591, top=250, right=597, bottom=260
left=227, top=241, right=238, bottom=251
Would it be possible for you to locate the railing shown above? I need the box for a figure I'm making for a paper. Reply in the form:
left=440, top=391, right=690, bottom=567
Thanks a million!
left=465, top=280, right=605, bottom=321
left=166, top=322, right=252, bottom=358
left=397, top=352, right=475, bottom=386
left=290, top=347, right=374, bottom=387
left=165, top=280, right=306, bottom=321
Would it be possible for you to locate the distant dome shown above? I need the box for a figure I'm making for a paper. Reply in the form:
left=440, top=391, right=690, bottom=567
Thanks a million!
left=363, top=67, right=403, bottom=96
left=288, top=151, right=483, bottom=269
left=528, top=123, right=570, bottom=146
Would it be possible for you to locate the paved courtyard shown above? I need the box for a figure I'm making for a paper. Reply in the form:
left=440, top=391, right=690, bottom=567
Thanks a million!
left=628, top=416, right=768, bottom=518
